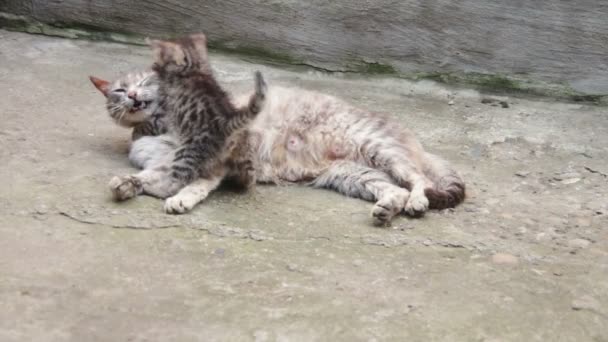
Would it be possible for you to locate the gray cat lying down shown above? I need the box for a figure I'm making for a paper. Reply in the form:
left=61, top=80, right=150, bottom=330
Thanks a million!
left=90, top=67, right=465, bottom=225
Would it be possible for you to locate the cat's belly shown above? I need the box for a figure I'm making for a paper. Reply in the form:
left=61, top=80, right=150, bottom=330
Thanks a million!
left=250, top=127, right=355, bottom=183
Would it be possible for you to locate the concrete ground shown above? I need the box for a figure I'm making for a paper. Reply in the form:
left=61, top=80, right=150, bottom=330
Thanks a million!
left=0, top=30, right=607, bottom=341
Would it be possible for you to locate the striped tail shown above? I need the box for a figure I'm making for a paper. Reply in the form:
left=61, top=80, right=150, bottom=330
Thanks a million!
left=422, top=153, right=466, bottom=210
left=223, top=71, right=267, bottom=134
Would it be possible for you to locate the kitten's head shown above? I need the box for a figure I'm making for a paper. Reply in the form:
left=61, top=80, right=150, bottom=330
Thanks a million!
left=149, top=33, right=210, bottom=75
left=89, top=71, right=159, bottom=127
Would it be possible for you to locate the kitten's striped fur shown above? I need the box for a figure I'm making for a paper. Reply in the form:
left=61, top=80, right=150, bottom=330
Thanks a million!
left=107, top=34, right=265, bottom=200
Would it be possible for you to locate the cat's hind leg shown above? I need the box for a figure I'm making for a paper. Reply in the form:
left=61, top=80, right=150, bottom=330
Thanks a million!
left=370, top=148, right=431, bottom=216
left=311, top=161, right=410, bottom=226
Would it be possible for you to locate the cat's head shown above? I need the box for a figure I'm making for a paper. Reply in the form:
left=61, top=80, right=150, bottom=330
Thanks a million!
left=89, top=71, right=159, bottom=127
left=149, top=33, right=210, bottom=75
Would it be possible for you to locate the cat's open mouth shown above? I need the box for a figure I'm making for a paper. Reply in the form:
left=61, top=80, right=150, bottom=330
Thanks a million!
left=130, top=100, right=152, bottom=112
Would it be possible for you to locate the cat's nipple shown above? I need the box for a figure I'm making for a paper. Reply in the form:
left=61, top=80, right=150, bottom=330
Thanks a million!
left=286, top=134, right=304, bottom=152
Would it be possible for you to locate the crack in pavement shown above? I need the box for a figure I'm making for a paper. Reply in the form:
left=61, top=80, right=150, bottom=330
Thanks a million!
left=59, top=211, right=182, bottom=229
left=52, top=211, right=476, bottom=250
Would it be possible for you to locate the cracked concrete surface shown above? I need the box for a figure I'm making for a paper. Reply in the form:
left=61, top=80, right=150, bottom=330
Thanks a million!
left=1, top=31, right=607, bottom=341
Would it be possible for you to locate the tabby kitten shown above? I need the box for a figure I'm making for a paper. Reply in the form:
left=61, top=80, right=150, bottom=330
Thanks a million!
left=107, top=33, right=266, bottom=200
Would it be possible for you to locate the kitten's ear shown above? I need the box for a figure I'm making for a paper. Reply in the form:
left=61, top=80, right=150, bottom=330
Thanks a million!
left=145, top=37, right=162, bottom=50
left=149, top=39, right=184, bottom=64
left=89, top=76, right=110, bottom=97
left=148, top=38, right=165, bottom=62
left=189, top=33, right=208, bottom=60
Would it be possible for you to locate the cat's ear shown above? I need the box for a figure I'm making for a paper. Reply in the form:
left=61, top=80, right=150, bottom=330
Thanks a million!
left=189, top=33, right=208, bottom=60
left=145, top=37, right=162, bottom=50
left=89, top=76, right=110, bottom=97
left=149, top=38, right=184, bottom=64
left=147, top=38, right=165, bottom=63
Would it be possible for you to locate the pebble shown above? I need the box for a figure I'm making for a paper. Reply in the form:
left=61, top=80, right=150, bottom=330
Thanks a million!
left=576, top=218, right=592, bottom=228
left=286, top=264, right=299, bottom=272
left=572, top=295, right=600, bottom=311
left=480, top=98, right=510, bottom=108
left=515, top=171, right=530, bottom=178
left=491, top=253, right=519, bottom=265
left=561, top=178, right=581, bottom=185
left=486, top=198, right=500, bottom=206
left=448, top=100, right=455, bottom=106
left=568, top=238, right=591, bottom=249
left=553, top=172, right=581, bottom=181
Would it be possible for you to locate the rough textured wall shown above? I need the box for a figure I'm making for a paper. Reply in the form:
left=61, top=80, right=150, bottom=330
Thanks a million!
left=2, top=0, right=607, bottom=95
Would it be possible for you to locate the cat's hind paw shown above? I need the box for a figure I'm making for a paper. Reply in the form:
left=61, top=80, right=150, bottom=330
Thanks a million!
left=404, top=194, right=429, bottom=217
left=108, top=176, right=142, bottom=201
left=371, top=190, right=408, bottom=226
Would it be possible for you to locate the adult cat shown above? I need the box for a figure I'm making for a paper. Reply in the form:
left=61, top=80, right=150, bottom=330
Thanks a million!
left=90, top=71, right=465, bottom=225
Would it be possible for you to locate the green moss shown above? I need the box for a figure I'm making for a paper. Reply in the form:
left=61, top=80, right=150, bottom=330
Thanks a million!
left=416, top=72, right=525, bottom=93
left=354, top=62, right=397, bottom=75
left=414, top=71, right=608, bottom=104
left=0, top=12, right=145, bottom=44
left=473, top=75, right=523, bottom=92
left=571, top=94, right=606, bottom=104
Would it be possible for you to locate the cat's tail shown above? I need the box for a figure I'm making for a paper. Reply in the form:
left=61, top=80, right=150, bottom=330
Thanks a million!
left=422, top=152, right=466, bottom=210
left=224, top=71, right=267, bottom=134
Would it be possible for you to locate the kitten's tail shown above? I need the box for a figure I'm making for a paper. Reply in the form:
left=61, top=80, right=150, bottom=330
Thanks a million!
left=224, top=71, right=267, bottom=134
left=422, top=153, right=466, bottom=210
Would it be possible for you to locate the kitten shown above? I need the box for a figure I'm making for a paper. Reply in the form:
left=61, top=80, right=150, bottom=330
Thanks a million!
left=107, top=33, right=266, bottom=201
left=93, top=67, right=465, bottom=225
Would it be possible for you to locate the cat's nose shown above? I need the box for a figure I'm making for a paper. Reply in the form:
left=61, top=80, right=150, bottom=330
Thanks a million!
left=127, top=91, right=137, bottom=99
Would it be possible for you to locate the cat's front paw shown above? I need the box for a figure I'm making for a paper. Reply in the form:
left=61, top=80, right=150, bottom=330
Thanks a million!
left=404, top=194, right=429, bottom=217
left=164, top=194, right=197, bottom=214
left=108, top=176, right=142, bottom=201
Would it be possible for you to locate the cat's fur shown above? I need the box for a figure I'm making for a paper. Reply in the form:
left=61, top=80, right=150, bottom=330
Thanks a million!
left=91, top=69, right=465, bottom=225
left=105, top=34, right=266, bottom=201
left=89, top=72, right=168, bottom=141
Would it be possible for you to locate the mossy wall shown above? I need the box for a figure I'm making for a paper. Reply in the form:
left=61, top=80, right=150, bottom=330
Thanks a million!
left=2, top=0, right=607, bottom=101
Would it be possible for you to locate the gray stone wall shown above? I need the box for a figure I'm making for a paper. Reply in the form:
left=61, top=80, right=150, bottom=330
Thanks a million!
left=2, top=0, right=607, bottom=95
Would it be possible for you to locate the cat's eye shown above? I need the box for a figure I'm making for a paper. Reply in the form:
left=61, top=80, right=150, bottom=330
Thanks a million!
left=114, top=88, right=126, bottom=93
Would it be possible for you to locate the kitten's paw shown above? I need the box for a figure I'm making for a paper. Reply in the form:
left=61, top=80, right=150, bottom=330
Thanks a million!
left=405, top=194, right=429, bottom=217
left=108, top=176, right=141, bottom=201
left=164, top=194, right=197, bottom=214
left=371, top=190, right=409, bottom=226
